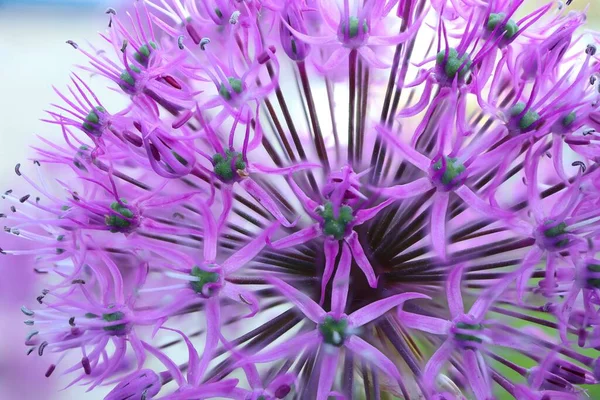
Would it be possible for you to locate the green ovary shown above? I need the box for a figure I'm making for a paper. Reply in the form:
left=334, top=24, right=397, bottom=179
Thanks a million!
left=587, top=264, right=600, bottom=288
left=347, top=16, right=368, bottom=38
left=133, top=41, right=158, bottom=64
left=105, top=201, right=134, bottom=231
left=455, top=322, right=483, bottom=343
left=189, top=266, right=220, bottom=294
left=436, top=48, right=472, bottom=80
left=510, top=102, right=540, bottom=131
left=213, top=150, right=246, bottom=182
left=487, top=13, right=519, bottom=39
left=219, top=77, right=243, bottom=100
left=82, top=106, right=106, bottom=133
left=318, top=202, right=354, bottom=240
left=432, top=157, right=465, bottom=186
left=319, top=316, right=348, bottom=346
left=102, top=311, right=126, bottom=332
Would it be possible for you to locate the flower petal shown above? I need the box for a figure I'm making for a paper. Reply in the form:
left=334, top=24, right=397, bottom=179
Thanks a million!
left=267, top=276, right=326, bottom=322
left=463, top=349, right=492, bottom=400
left=377, top=177, right=433, bottom=201
left=250, top=161, right=322, bottom=175
left=316, top=47, right=352, bottom=72
left=376, top=125, right=430, bottom=171
left=421, top=340, right=453, bottom=394
left=345, top=336, right=401, bottom=381
left=397, top=310, right=452, bottom=335
left=321, top=239, right=340, bottom=305
left=247, top=330, right=320, bottom=364
left=331, top=242, right=352, bottom=317
left=357, top=46, right=391, bottom=69
left=270, top=224, right=321, bottom=250
left=240, top=178, right=296, bottom=227
left=222, top=222, right=279, bottom=274
left=196, top=297, right=221, bottom=382
left=447, top=263, right=465, bottom=319
left=353, top=198, right=396, bottom=226
left=316, top=347, right=341, bottom=400
left=455, top=186, right=512, bottom=219
left=346, top=231, right=377, bottom=288
left=348, top=292, right=430, bottom=327
left=430, top=192, right=450, bottom=261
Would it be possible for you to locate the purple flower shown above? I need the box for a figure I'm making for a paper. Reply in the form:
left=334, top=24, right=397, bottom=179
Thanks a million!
left=3, top=0, right=600, bottom=399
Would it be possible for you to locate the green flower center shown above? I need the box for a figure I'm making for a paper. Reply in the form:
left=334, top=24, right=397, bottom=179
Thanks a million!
left=562, top=111, right=576, bottom=127
left=319, top=316, right=348, bottom=346
left=105, top=200, right=135, bottom=232
left=120, top=65, right=141, bottom=89
left=486, top=13, right=519, bottom=39
left=82, top=106, right=106, bottom=135
left=454, top=322, right=483, bottom=343
left=345, top=16, right=369, bottom=39
left=133, top=41, right=158, bottom=66
left=542, top=220, right=569, bottom=249
left=432, top=157, right=466, bottom=187
left=586, top=264, right=600, bottom=288
left=509, top=102, right=540, bottom=131
left=213, top=150, right=246, bottom=182
left=189, top=266, right=220, bottom=296
left=317, top=202, right=354, bottom=240
left=436, top=48, right=472, bottom=81
left=219, top=77, right=243, bottom=100
left=102, top=311, right=127, bottom=332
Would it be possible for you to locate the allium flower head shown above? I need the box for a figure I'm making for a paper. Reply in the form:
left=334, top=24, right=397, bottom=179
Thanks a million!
left=4, top=0, right=600, bottom=399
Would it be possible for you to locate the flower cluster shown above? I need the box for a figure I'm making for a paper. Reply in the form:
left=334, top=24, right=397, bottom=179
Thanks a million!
left=4, top=0, right=600, bottom=399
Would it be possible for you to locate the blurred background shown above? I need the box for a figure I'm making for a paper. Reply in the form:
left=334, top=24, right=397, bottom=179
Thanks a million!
left=0, top=1, right=115, bottom=398
left=1, top=0, right=600, bottom=399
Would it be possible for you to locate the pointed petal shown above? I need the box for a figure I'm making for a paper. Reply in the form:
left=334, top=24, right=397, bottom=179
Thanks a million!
left=222, top=283, right=260, bottom=318
left=353, top=198, right=396, bottom=226
left=247, top=330, right=320, bottom=363
left=421, top=340, right=453, bottom=393
left=287, top=175, right=320, bottom=217
left=196, top=297, right=220, bottom=382
left=376, top=124, right=430, bottom=171
left=345, top=336, right=401, bottom=381
left=455, top=186, right=512, bottom=219
left=163, top=379, right=240, bottom=400
left=447, top=263, right=466, bottom=318
left=161, top=328, right=200, bottom=386
left=316, top=348, right=341, bottom=400
left=348, top=292, right=430, bottom=327
left=331, top=242, right=352, bottom=317
left=240, top=178, right=296, bottom=227
left=367, top=10, right=426, bottom=45
left=141, top=341, right=185, bottom=386
left=430, top=192, right=449, bottom=261
left=377, top=177, right=432, bottom=201
left=282, top=17, right=338, bottom=45
left=266, top=373, right=298, bottom=396
left=463, top=349, right=492, bottom=400
left=268, top=277, right=326, bottom=322
left=270, top=224, right=321, bottom=250
left=321, top=239, right=340, bottom=305
left=357, top=46, right=390, bottom=69
left=397, top=311, right=451, bottom=335
left=197, top=200, right=218, bottom=263
left=346, top=231, right=377, bottom=288
left=316, top=47, right=352, bottom=72
left=222, top=223, right=279, bottom=274
left=250, top=161, right=321, bottom=175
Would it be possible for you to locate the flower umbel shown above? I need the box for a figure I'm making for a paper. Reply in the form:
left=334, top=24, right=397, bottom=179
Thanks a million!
left=4, top=0, right=600, bottom=399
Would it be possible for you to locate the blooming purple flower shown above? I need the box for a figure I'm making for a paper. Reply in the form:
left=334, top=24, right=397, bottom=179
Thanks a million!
left=4, top=0, right=600, bottom=399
